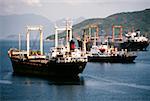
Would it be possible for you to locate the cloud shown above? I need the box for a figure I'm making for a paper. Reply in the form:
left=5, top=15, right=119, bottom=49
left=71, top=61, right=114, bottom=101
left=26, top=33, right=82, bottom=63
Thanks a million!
left=37, top=0, right=150, bottom=6
left=22, top=0, right=42, bottom=7
left=40, top=0, right=150, bottom=3
left=0, top=0, right=149, bottom=21
left=0, top=0, right=42, bottom=7
left=0, top=0, right=42, bottom=15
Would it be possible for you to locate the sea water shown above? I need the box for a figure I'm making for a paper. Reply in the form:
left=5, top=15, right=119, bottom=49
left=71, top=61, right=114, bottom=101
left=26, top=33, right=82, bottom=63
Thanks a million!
left=0, top=40, right=150, bottom=101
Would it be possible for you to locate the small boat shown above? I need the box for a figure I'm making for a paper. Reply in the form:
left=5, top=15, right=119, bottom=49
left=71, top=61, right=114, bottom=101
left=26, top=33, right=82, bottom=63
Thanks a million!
left=8, top=21, right=87, bottom=77
left=88, top=44, right=137, bottom=63
left=119, top=30, right=149, bottom=51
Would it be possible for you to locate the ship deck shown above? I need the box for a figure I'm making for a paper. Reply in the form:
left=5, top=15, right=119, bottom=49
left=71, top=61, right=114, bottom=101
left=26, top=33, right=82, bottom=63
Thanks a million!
left=11, top=55, right=49, bottom=64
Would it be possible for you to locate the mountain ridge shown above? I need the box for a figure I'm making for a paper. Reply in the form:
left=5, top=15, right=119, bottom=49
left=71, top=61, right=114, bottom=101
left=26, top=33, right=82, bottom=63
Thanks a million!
left=46, top=8, right=150, bottom=40
left=0, top=14, right=86, bottom=40
left=0, top=14, right=54, bottom=40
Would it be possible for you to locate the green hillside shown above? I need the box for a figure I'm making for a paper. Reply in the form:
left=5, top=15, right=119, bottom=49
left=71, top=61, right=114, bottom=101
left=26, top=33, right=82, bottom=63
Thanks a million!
left=46, top=9, right=150, bottom=40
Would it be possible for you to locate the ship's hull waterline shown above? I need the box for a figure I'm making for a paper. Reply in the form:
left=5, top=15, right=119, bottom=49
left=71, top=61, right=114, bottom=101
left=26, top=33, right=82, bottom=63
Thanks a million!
left=10, top=57, right=87, bottom=77
left=119, top=41, right=149, bottom=51
left=88, top=55, right=137, bottom=63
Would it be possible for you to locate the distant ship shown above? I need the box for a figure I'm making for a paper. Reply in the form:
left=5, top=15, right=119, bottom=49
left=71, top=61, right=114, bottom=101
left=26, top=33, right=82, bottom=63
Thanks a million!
left=88, top=44, right=137, bottom=63
left=75, top=25, right=137, bottom=63
left=119, top=30, right=149, bottom=51
left=8, top=21, right=87, bottom=77
left=85, top=28, right=137, bottom=63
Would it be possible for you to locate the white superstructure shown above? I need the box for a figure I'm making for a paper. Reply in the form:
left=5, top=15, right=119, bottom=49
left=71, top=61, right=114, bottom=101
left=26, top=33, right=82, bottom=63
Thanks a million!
left=125, top=31, right=148, bottom=42
left=49, top=20, right=87, bottom=63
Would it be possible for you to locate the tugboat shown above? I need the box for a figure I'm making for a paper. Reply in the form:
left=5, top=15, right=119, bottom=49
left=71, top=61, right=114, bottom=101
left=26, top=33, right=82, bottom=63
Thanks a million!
left=120, top=30, right=149, bottom=51
left=8, top=21, right=87, bottom=77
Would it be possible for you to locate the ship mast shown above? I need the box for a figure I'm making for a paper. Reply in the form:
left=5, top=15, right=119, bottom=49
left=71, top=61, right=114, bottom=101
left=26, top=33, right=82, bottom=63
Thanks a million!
left=26, top=26, right=43, bottom=57
left=54, top=19, right=72, bottom=51
left=112, top=25, right=123, bottom=42
left=19, top=33, right=21, bottom=51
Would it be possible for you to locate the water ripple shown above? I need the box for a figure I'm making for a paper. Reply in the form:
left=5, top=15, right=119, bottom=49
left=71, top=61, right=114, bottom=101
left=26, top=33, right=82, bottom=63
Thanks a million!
left=82, top=74, right=150, bottom=91
left=0, top=80, right=12, bottom=84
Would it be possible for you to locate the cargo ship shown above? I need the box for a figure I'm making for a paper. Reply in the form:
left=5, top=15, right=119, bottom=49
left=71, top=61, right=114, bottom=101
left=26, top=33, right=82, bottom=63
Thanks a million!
left=88, top=44, right=137, bottom=63
left=111, top=26, right=149, bottom=51
left=86, top=29, right=137, bottom=63
left=119, top=30, right=149, bottom=51
left=8, top=21, right=87, bottom=77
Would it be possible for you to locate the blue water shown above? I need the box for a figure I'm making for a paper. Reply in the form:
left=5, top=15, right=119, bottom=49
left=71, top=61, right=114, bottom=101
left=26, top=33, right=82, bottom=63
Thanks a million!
left=0, top=40, right=150, bottom=101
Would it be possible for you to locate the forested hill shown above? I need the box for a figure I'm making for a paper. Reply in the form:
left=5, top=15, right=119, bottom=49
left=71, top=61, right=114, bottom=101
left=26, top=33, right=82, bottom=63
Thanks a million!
left=46, top=8, right=150, bottom=40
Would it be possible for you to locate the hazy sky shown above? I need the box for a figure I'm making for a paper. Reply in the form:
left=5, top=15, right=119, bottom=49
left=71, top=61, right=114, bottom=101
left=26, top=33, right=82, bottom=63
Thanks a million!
left=0, top=0, right=150, bottom=21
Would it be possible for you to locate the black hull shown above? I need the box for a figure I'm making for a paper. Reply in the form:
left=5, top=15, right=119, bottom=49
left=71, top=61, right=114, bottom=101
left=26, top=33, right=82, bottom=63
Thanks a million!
left=10, top=58, right=87, bottom=77
left=119, top=41, right=149, bottom=51
left=88, top=55, right=137, bottom=63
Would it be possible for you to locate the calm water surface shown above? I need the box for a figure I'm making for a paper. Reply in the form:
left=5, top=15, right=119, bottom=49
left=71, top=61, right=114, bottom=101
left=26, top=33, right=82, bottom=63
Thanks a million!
left=0, top=40, right=150, bottom=101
